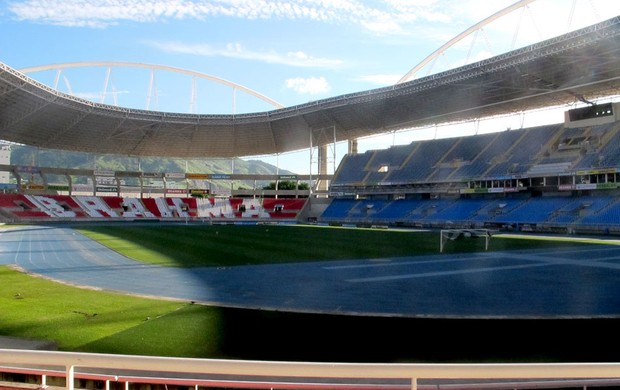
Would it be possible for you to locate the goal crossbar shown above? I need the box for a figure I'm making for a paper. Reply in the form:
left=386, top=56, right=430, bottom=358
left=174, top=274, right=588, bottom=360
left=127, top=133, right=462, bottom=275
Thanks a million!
left=440, top=228, right=491, bottom=253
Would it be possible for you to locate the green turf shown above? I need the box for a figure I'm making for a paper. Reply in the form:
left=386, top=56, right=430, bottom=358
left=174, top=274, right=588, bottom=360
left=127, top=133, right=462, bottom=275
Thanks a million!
left=1, top=225, right=614, bottom=362
left=76, top=224, right=591, bottom=267
left=4, top=264, right=620, bottom=363
left=0, top=265, right=223, bottom=357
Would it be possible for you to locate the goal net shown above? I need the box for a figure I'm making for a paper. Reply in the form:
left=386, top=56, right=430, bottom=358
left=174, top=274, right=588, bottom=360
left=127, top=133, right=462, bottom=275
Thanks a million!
left=440, top=228, right=491, bottom=253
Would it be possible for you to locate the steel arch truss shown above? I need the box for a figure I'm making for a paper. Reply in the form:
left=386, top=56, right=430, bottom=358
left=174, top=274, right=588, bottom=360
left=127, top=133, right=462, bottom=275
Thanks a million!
left=1, top=16, right=620, bottom=159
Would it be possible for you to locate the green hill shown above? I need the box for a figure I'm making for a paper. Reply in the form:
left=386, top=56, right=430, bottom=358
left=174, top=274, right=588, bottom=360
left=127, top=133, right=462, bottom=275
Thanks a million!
left=8, top=145, right=296, bottom=195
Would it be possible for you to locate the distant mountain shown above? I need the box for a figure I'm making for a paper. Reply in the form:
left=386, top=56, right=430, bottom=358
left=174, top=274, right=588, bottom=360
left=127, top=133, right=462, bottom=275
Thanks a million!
left=8, top=145, right=297, bottom=195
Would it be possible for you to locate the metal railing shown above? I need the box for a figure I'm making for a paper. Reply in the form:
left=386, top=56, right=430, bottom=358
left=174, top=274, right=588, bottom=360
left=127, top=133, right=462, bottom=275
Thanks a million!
left=2, top=349, right=620, bottom=390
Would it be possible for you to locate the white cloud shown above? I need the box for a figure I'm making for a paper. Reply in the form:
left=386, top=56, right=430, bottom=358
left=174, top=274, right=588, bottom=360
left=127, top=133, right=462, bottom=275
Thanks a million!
left=285, top=77, right=330, bottom=94
left=148, top=41, right=342, bottom=68
left=73, top=90, right=130, bottom=102
left=9, top=0, right=619, bottom=46
left=8, top=0, right=166, bottom=27
left=361, top=18, right=405, bottom=36
left=6, top=0, right=366, bottom=27
left=5, top=0, right=461, bottom=35
left=357, top=74, right=402, bottom=86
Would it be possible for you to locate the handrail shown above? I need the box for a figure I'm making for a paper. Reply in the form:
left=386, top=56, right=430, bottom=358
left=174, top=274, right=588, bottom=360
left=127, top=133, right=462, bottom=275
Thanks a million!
left=2, top=350, right=620, bottom=390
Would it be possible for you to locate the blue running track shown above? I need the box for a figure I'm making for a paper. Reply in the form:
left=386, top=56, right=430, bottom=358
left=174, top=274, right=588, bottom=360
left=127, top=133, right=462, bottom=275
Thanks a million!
left=2, top=225, right=620, bottom=318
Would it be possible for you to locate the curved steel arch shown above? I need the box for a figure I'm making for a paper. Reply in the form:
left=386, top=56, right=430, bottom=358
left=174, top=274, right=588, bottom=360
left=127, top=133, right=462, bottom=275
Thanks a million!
left=19, top=61, right=285, bottom=110
left=397, top=0, right=538, bottom=84
left=2, top=16, right=619, bottom=159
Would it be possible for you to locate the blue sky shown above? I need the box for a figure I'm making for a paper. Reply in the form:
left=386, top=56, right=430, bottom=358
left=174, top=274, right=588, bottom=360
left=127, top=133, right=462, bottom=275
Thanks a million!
left=1, top=0, right=619, bottom=174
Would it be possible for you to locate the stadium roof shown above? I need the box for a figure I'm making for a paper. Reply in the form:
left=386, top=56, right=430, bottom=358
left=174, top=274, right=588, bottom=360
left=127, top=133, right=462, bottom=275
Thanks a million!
left=1, top=16, right=619, bottom=159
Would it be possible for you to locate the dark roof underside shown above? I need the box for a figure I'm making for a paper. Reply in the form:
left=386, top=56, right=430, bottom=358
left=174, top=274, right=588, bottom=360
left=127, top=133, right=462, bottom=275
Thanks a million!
left=1, top=16, right=619, bottom=158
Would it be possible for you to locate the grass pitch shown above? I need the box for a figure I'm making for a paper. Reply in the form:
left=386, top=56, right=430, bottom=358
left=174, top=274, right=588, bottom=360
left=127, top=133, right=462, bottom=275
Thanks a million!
left=76, top=224, right=590, bottom=267
left=1, top=265, right=223, bottom=357
left=4, top=262, right=620, bottom=363
left=1, top=224, right=613, bottom=362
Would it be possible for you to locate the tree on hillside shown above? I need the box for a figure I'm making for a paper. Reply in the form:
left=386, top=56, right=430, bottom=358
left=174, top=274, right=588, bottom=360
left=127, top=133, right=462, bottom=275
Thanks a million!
left=263, top=181, right=309, bottom=190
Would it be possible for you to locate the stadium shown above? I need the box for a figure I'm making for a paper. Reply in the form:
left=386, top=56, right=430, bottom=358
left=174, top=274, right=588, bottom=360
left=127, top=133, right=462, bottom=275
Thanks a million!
left=2, top=1, right=620, bottom=389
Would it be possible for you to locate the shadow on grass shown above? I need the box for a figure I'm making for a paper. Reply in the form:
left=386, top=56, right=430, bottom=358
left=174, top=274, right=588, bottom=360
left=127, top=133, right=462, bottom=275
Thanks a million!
left=217, top=309, right=620, bottom=363
left=77, top=304, right=620, bottom=363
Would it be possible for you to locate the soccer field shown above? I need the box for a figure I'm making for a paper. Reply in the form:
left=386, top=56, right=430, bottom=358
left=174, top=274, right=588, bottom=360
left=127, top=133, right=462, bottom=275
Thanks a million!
left=3, top=223, right=619, bottom=362
left=75, top=223, right=592, bottom=268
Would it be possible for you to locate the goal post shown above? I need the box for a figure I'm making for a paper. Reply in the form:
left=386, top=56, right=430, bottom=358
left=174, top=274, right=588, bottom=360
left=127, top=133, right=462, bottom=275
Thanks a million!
left=440, top=228, right=491, bottom=253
